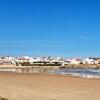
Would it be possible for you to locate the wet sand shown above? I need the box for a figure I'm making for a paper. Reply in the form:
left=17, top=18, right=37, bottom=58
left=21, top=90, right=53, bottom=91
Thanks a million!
left=0, top=73, right=100, bottom=100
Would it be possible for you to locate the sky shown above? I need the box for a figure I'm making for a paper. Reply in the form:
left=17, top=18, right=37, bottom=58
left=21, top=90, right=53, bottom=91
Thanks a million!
left=0, top=0, right=100, bottom=57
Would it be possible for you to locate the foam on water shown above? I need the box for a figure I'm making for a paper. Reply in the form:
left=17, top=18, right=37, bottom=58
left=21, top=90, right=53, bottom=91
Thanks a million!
left=49, top=68, right=100, bottom=78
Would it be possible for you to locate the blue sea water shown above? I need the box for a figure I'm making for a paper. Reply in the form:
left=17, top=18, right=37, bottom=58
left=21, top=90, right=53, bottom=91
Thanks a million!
left=49, top=68, right=100, bottom=78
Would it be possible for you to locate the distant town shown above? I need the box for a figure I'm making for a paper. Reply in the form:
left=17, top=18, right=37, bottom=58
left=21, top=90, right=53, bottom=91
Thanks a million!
left=0, top=56, right=100, bottom=68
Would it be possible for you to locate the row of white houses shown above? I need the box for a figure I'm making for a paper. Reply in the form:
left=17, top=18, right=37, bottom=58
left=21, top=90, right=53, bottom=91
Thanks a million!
left=0, top=56, right=100, bottom=65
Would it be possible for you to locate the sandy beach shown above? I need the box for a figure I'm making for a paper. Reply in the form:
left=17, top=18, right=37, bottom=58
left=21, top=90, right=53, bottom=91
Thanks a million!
left=0, top=73, right=100, bottom=100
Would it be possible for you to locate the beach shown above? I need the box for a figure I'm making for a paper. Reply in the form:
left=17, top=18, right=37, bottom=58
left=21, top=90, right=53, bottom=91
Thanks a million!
left=0, top=73, right=100, bottom=100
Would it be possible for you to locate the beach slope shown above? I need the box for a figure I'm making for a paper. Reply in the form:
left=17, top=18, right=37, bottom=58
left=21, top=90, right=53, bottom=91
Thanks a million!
left=0, top=73, right=100, bottom=100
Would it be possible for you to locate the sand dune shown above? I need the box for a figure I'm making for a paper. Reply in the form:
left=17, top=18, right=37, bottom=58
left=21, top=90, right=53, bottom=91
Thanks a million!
left=0, top=73, right=100, bottom=100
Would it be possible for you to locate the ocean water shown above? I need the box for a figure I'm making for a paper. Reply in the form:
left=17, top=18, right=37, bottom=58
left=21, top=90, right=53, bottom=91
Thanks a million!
left=0, top=67, right=100, bottom=78
left=49, top=68, right=100, bottom=78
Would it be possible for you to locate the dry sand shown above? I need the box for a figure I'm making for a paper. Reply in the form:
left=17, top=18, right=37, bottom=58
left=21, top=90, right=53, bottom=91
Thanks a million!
left=0, top=73, right=100, bottom=100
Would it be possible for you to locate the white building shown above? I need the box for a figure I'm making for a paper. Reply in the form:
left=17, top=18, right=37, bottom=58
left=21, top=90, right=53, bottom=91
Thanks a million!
left=83, top=57, right=99, bottom=64
left=69, top=58, right=82, bottom=64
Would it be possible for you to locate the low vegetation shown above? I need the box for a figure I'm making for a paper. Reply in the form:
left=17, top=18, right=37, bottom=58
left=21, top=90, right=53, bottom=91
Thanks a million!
left=64, top=64, right=100, bottom=69
left=20, top=62, right=61, bottom=66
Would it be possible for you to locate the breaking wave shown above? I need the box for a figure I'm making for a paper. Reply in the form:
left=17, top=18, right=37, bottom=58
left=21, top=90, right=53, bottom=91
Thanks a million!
left=49, top=68, right=100, bottom=78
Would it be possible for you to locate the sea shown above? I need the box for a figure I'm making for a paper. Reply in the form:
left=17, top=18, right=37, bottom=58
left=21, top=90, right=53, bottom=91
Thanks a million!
left=0, top=67, right=100, bottom=79
left=49, top=68, right=100, bottom=79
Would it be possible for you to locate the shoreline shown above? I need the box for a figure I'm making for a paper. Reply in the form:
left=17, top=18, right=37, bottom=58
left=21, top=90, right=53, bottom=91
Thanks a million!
left=0, top=66, right=100, bottom=79
left=0, top=71, right=100, bottom=79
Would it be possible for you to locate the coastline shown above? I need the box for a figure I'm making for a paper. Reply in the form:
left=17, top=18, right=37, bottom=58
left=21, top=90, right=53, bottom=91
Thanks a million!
left=0, top=65, right=100, bottom=79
